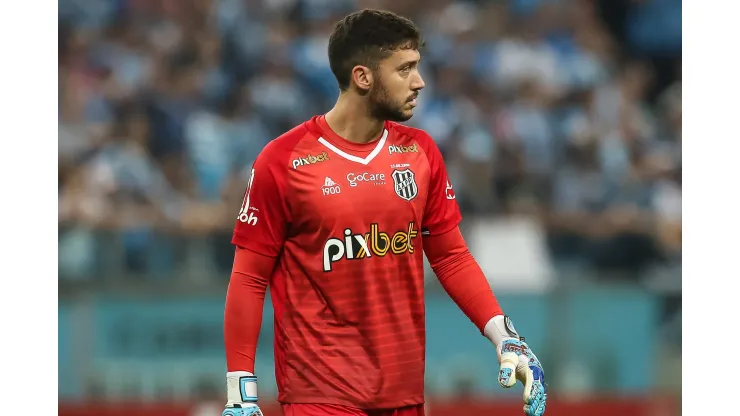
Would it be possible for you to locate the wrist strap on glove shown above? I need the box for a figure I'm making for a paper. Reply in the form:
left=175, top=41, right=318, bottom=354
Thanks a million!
left=226, top=371, right=258, bottom=407
left=483, top=314, right=525, bottom=348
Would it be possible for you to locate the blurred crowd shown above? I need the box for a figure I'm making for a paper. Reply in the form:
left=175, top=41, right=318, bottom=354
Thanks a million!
left=58, top=0, right=681, bottom=282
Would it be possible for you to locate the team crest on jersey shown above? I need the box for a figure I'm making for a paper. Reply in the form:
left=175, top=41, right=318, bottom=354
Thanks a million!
left=392, top=168, right=418, bottom=201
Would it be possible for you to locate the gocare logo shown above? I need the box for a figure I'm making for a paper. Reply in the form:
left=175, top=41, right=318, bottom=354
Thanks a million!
left=292, top=151, right=329, bottom=170
left=346, top=172, right=386, bottom=187
left=322, top=222, right=419, bottom=271
left=388, top=143, right=419, bottom=155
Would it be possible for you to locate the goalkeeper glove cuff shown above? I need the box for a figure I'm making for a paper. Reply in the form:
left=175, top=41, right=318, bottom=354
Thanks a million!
left=483, top=314, right=523, bottom=348
left=226, top=371, right=258, bottom=407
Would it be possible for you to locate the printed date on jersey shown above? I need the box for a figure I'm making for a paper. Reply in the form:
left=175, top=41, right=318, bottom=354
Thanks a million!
left=322, top=222, right=419, bottom=272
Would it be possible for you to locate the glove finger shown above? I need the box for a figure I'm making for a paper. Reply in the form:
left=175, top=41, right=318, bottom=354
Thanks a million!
left=523, top=403, right=539, bottom=416
left=524, top=391, right=546, bottom=416
left=521, top=366, right=534, bottom=403
left=498, top=360, right=518, bottom=388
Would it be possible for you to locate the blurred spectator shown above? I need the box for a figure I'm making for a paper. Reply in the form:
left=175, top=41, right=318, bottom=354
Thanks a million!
left=58, top=0, right=681, bottom=281
left=185, top=88, right=269, bottom=201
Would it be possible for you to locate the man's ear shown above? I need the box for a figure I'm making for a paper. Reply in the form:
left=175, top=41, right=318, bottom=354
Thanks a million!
left=351, top=65, right=373, bottom=92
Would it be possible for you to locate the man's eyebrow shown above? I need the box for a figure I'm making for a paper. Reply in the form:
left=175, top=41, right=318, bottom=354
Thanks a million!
left=397, top=57, right=421, bottom=68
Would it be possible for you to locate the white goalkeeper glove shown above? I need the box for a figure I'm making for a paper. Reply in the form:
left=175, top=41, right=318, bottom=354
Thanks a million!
left=485, top=315, right=547, bottom=416
left=222, top=371, right=264, bottom=416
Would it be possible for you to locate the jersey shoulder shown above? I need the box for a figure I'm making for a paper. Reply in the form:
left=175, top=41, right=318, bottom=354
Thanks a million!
left=386, top=122, right=440, bottom=157
left=386, top=122, right=429, bottom=140
left=387, top=122, right=436, bottom=146
left=256, top=121, right=314, bottom=169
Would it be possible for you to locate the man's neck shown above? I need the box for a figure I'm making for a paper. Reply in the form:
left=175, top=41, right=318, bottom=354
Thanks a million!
left=324, top=93, right=385, bottom=144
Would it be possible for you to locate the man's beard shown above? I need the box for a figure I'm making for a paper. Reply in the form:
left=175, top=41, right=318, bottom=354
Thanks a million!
left=367, top=80, right=412, bottom=122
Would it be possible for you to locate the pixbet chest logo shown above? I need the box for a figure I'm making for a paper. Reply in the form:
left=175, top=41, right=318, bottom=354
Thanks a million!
left=388, top=143, right=418, bottom=155
left=322, top=222, right=418, bottom=271
left=292, top=151, right=329, bottom=169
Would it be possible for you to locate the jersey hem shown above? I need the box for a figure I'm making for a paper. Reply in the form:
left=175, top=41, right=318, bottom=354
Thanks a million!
left=277, top=395, right=425, bottom=410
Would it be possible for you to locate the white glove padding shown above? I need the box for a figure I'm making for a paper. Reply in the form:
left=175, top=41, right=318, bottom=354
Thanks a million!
left=224, top=371, right=263, bottom=416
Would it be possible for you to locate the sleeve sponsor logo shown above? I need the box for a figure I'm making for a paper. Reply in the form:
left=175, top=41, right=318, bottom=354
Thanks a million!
left=445, top=179, right=456, bottom=200
left=237, top=169, right=259, bottom=225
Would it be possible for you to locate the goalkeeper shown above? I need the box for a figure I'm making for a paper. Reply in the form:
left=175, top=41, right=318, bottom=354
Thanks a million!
left=222, top=8, right=546, bottom=416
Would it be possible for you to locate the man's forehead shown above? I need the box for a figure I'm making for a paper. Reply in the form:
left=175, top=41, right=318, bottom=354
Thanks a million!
left=385, top=48, right=421, bottom=64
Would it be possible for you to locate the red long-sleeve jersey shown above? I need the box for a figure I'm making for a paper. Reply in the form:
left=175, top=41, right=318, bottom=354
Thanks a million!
left=225, top=115, right=502, bottom=409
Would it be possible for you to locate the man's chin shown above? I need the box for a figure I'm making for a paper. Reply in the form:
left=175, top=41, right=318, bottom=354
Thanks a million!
left=372, top=103, right=415, bottom=122
left=390, top=109, right=414, bottom=122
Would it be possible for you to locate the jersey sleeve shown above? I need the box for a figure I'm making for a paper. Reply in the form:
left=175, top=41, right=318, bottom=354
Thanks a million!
left=232, top=147, right=291, bottom=257
left=420, top=132, right=463, bottom=236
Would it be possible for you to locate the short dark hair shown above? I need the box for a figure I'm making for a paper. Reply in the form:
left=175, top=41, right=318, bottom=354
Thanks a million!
left=328, top=9, right=424, bottom=91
